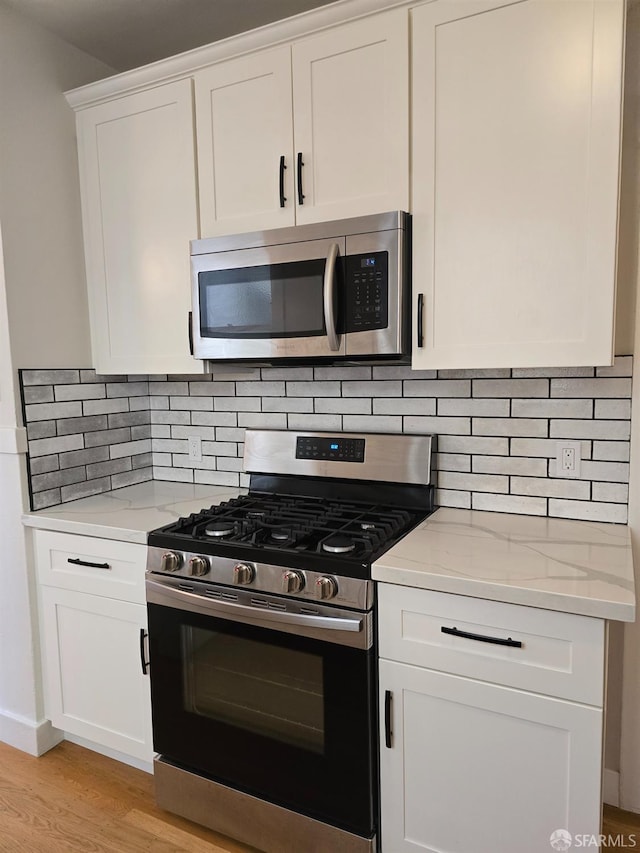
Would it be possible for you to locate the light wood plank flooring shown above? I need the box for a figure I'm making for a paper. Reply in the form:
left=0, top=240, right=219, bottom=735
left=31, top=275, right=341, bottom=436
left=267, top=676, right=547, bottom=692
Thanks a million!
left=0, top=739, right=639, bottom=851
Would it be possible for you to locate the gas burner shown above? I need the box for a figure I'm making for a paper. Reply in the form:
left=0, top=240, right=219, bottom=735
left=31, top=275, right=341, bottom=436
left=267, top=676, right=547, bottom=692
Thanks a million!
left=204, top=520, right=236, bottom=538
left=322, top=534, right=356, bottom=554
left=269, top=528, right=291, bottom=542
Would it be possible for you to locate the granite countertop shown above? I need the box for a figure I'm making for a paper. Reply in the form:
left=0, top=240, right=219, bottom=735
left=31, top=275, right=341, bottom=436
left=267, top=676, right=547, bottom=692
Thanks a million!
left=372, top=507, right=636, bottom=622
left=22, top=481, right=244, bottom=544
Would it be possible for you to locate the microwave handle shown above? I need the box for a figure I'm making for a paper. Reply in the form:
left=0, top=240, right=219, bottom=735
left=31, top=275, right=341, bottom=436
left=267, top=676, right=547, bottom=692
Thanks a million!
left=188, top=311, right=194, bottom=356
left=323, top=243, right=340, bottom=352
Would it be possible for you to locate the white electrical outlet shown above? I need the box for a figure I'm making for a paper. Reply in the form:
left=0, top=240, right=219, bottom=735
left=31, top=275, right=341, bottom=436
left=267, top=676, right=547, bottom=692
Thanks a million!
left=188, top=436, right=202, bottom=462
left=555, top=441, right=581, bottom=479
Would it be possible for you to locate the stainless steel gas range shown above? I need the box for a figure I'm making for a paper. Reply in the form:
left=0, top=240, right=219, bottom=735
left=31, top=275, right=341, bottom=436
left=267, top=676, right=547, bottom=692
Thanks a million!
left=145, top=430, right=436, bottom=853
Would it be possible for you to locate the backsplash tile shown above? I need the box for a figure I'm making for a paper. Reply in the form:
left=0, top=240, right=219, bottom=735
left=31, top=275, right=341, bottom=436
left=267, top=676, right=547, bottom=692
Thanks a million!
left=19, top=370, right=153, bottom=510
left=20, top=358, right=634, bottom=523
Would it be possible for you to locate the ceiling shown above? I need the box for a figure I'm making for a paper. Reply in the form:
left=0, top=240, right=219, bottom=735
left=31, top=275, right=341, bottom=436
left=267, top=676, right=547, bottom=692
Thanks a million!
left=3, top=0, right=338, bottom=72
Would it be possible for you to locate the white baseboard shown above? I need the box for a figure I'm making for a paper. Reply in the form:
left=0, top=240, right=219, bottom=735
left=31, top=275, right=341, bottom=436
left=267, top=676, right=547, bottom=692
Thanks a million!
left=0, top=709, right=63, bottom=756
left=604, top=768, right=620, bottom=807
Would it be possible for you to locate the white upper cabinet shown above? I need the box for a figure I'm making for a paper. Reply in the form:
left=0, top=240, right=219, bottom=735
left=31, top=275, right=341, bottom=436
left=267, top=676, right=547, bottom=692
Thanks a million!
left=77, top=79, right=204, bottom=375
left=194, top=8, right=409, bottom=237
left=292, top=9, right=409, bottom=225
left=411, top=0, right=625, bottom=370
left=195, top=48, right=296, bottom=237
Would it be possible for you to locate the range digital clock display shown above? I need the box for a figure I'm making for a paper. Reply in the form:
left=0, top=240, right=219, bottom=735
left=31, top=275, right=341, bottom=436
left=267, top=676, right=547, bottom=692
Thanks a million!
left=296, top=436, right=365, bottom=463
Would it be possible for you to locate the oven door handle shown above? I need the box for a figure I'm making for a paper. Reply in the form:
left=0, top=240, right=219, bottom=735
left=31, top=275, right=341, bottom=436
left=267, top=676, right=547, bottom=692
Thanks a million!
left=323, top=242, right=340, bottom=352
left=146, top=578, right=363, bottom=633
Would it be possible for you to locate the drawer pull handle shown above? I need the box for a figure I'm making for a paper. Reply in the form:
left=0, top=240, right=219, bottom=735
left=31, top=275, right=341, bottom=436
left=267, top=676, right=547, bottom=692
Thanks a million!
left=441, top=626, right=522, bottom=648
left=67, top=557, right=111, bottom=570
left=384, top=690, right=393, bottom=748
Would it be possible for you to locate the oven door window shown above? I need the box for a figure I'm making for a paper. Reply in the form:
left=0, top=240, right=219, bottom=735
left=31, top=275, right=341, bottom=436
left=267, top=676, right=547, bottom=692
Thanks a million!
left=198, top=259, right=332, bottom=339
left=148, top=602, right=375, bottom=837
left=183, top=626, right=325, bottom=754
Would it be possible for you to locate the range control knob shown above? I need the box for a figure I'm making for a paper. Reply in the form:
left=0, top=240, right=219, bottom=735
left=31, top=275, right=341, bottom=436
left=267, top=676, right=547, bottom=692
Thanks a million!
left=189, top=556, right=210, bottom=577
left=315, top=576, right=338, bottom=600
left=233, top=563, right=255, bottom=585
left=161, top=552, right=182, bottom=573
left=282, top=570, right=305, bottom=594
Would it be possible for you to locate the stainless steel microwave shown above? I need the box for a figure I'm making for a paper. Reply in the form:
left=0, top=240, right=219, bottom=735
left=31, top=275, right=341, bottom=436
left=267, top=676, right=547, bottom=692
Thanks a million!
left=190, top=211, right=411, bottom=364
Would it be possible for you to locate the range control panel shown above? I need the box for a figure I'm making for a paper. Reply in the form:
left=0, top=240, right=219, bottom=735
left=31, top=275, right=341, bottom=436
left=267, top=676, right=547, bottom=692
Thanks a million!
left=344, top=251, right=388, bottom=332
left=296, top=435, right=366, bottom=463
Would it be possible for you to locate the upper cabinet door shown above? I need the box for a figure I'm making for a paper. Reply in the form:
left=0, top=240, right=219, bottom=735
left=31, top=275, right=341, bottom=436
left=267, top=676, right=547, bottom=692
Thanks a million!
left=292, top=9, right=409, bottom=225
left=195, top=48, right=295, bottom=237
left=411, top=0, right=624, bottom=370
left=77, top=79, right=203, bottom=375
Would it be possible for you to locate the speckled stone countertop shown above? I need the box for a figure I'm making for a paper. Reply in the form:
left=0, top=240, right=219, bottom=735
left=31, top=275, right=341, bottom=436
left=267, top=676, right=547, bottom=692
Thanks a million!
left=22, top=481, right=243, bottom=544
left=372, top=508, right=635, bottom=621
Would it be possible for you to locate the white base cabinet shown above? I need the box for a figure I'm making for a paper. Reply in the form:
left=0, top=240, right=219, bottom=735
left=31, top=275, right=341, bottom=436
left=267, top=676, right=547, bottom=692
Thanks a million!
left=378, top=584, right=606, bottom=853
left=34, top=530, right=152, bottom=765
left=39, top=587, right=152, bottom=763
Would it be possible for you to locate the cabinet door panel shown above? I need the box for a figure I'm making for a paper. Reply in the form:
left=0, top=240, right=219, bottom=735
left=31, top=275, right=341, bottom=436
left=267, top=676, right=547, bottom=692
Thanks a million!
left=411, top=0, right=623, bottom=369
left=379, top=660, right=602, bottom=853
left=40, top=587, right=152, bottom=762
left=195, top=47, right=295, bottom=236
left=77, top=80, right=202, bottom=375
left=292, top=9, right=409, bottom=224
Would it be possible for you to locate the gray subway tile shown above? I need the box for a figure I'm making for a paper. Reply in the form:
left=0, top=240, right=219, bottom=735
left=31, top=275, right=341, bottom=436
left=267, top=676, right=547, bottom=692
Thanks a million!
left=83, top=398, right=130, bottom=416
left=191, top=411, right=237, bottom=427
left=550, top=419, right=630, bottom=440
left=190, top=381, right=235, bottom=396
left=373, top=398, right=434, bottom=416
left=594, top=399, right=631, bottom=420
left=472, top=456, right=547, bottom=477
left=194, top=470, right=241, bottom=487
left=437, top=436, right=509, bottom=456
left=149, top=396, right=169, bottom=410
left=437, top=398, right=510, bottom=417
left=55, top=383, right=106, bottom=401
left=25, top=401, right=82, bottom=422
left=22, top=369, right=79, bottom=386
left=319, top=398, right=372, bottom=415
left=438, top=368, right=511, bottom=379
left=216, top=457, right=244, bottom=472
left=108, top=411, right=150, bottom=429
left=236, top=381, right=285, bottom=397
left=286, top=381, right=340, bottom=397
left=592, top=441, right=630, bottom=462
left=129, top=397, right=151, bottom=411
left=214, top=397, right=261, bottom=412
left=511, top=399, right=593, bottom=419
left=172, top=455, right=217, bottom=470
left=436, top=453, right=471, bottom=473
left=261, top=367, right=314, bottom=381
left=437, top=471, right=508, bottom=493
left=131, top=425, right=152, bottom=440
left=404, top=416, right=470, bottom=435
left=579, top=460, right=630, bottom=483
left=435, top=489, right=472, bottom=509
left=472, top=418, right=548, bottom=438
left=56, top=415, right=108, bottom=436
left=343, top=380, right=402, bottom=398
left=595, top=356, right=633, bottom=378
left=263, top=397, right=314, bottom=413
left=288, top=414, right=343, bottom=431
left=171, top=425, right=216, bottom=440
left=238, top=413, right=288, bottom=429
left=548, top=499, right=627, bottom=524
left=201, top=441, right=237, bottom=456
left=511, top=438, right=592, bottom=459
left=404, top=379, right=470, bottom=398
left=27, top=421, right=56, bottom=440
left=23, top=386, right=54, bottom=404
left=170, top=396, right=213, bottom=411
left=473, top=378, right=549, bottom=398
left=106, top=381, right=149, bottom=398
left=510, top=477, right=590, bottom=500
left=373, top=366, right=436, bottom=380
left=315, top=366, right=372, bottom=380
left=149, top=381, right=188, bottom=395
left=216, top=427, right=246, bottom=442
left=472, top=493, right=547, bottom=516
left=29, top=455, right=60, bottom=475
left=32, top=488, right=62, bottom=510
left=150, top=410, right=191, bottom=426
left=343, top=415, right=402, bottom=433
left=550, top=378, right=632, bottom=398
left=592, top=482, right=628, bottom=503
left=28, top=434, right=84, bottom=457
left=153, top=466, right=194, bottom=483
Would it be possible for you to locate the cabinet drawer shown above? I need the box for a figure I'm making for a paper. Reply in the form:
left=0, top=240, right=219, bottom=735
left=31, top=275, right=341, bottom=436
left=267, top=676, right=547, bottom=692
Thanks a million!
left=34, top=530, right=146, bottom=603
left=378, top=584, right=605, bottom=706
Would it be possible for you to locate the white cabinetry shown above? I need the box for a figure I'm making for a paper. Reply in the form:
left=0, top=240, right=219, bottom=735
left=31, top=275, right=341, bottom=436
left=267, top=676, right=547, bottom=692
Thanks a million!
left=34, top=530, right=152, bottom=765
left=378, top=583, right=606, bottom=853
left=411, top=0, right=624, bottom=370
left=195, top=8, right=409, bottom=237
left=76, top=79, right=203, bottom=375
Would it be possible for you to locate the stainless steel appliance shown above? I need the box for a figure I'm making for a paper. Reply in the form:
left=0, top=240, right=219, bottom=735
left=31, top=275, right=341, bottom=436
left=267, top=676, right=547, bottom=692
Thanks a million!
left=190, top=211, right=411, bottom=364
left=145, top=430, right=435, bottom=853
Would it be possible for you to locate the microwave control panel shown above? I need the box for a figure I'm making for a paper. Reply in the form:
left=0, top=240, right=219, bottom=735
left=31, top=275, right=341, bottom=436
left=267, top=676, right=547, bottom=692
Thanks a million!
left=344, top=252, right=388, bottom=332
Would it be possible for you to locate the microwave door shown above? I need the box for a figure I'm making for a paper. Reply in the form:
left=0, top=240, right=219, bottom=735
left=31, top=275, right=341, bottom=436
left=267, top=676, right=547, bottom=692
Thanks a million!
left=192, top=238, right=346, bottom=361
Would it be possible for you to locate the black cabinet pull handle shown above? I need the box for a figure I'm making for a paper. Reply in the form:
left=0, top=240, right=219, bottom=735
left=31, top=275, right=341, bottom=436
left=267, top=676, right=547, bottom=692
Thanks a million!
left=279, top=155, right=287, bottom=208
left=417, top=293, right=424, bottom=348
left=188, top=311, right=194, bottom=356
left=384, top=690, right=393, bottom=748
left=140, top=628, right=150, bottom=675
left=441, top=626, right=522, bottom=648
left=67, top=557, right=111, bottom=570
left=297, top=152, right=305, bottom=205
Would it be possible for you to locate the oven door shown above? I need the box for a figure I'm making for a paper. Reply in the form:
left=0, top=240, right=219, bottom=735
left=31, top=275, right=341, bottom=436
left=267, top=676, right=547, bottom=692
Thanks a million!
left=146, top=577, right=376, bottom=838
left=191, top=237, right=346, bottom=361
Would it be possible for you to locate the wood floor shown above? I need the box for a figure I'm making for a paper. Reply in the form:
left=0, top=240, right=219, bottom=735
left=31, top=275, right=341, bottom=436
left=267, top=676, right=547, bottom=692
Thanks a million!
left=0, top=739, right=639, bottom=852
